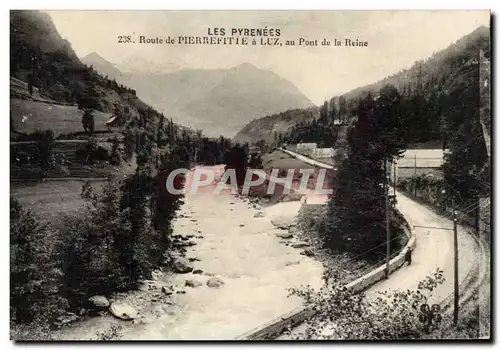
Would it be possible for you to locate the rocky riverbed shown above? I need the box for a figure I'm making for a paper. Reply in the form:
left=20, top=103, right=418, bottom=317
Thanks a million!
left=53, top=187, right=324, bottom=340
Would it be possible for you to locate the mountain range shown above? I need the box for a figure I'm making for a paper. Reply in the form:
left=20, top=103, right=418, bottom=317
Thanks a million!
left=81, top=53, right=314, bottom=137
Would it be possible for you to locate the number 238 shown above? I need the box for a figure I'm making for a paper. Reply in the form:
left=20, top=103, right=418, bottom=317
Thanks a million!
left=117, top=36, right=133, bottom=43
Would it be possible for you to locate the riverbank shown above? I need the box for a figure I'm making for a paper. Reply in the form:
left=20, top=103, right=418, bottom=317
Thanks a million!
left=52, top=189, right=324, bottom=340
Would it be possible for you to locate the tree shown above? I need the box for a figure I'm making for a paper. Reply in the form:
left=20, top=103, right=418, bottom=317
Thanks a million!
left=10, top=198, right=66, bottom=323
left=34, top=129, right=55, bottom=174
left=324, top=89, right=405, bottom=258
left=78, top=84, right=99, bottom=135
left=123, top=119, right=136, bottom=162
left=255, top=139, right=267, bottom=154
left=441, top=59, right=489, bottom=229
left=224, top=145, right=248, bottom=190
left=248, top=152, right=263, bottom=169
left=60, top=181, right=129, bottom=302
left=27, top=73, right=34, bottom=96
left=287, top=269, right=445, bottom=340
left=109, top=136, right=121, bottom=165
left=81, top=108, right=95, bottom=135
left=319, top=101, right=329, bottom=125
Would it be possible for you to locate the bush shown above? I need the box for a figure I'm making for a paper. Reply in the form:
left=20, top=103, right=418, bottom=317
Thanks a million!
left=288, top=269, right=446, bottom=340
left=75, top=140, right=110, bottom=164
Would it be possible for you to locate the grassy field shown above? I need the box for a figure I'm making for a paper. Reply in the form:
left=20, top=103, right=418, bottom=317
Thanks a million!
left=10, top=179, right=107, bottom=229
left=11, top=140, right=136, bottom=179
left=11, top=98, right=112, bottom=136
left=262, top=150, right=313, bottom=171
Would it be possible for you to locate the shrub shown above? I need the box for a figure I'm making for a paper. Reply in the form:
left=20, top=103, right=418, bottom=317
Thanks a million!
left=288, top=269, right=446, bottom=340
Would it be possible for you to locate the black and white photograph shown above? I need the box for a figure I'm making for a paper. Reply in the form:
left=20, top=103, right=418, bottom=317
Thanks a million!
left=8, top=9, right=492, bottom=341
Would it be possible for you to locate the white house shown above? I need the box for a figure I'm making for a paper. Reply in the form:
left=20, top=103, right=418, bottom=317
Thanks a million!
left=312, top=148, right=335, bottom=158
left=296, top=143, right=317, bottom=156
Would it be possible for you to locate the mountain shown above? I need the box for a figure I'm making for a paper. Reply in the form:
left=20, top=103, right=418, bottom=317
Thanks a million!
left=10, top=10, right=169, bottom=136
left=235, top=26, right=491, bottom=144
left=85, top=56, right=314, bottom=137
left=80, top=52, right=124, bottom=81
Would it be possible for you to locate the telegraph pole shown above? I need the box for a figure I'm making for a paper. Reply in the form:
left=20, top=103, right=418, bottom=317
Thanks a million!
left=385, top=158, right=390, bottom=279
left=393, top=161, right=397, bottom=201
left=452, top=198, right=459, bottom=326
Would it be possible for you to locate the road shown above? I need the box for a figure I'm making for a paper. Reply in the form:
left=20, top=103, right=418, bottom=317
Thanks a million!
left=277, top=149, right=480, bottom=339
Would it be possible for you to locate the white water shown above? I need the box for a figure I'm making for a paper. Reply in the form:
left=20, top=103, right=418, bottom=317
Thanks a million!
left=55, top=169, right=324, bottom=340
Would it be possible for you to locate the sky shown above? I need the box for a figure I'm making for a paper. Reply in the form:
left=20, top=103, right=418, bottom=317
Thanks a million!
left=46, top=10, right=490, bottom=104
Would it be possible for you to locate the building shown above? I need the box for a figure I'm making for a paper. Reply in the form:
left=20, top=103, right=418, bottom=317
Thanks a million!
left=105, top=115, right=122, bottom=131
left=296, top=143, right=317, bottom=156
left=312, top=148, right=335, bottom=159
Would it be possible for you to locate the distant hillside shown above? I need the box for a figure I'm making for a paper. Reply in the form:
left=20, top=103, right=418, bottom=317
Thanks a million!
left=235, top=26, right=491, bottom=144
left=340, top=26, right=491, bottom=101
left=82, top=53, right=314, bottom=137
left=234, top=107, right=319, bottom=144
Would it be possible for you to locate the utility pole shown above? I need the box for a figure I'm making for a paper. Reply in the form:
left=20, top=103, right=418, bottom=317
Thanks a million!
left=452, top=198, right=459, bottom=326
left=385, top=158, right=390, bottom=279
left=393, top=161, right=397, bottom=201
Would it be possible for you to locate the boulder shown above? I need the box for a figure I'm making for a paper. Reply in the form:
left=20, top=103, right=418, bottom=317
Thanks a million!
left=207, top=277, right=224, bottom=288
left=291, top=242, right=310, bottom=248
left=88, top=295, right=110, bottom=309
left=276, top=232, right=293, bottom=239
left=161, top=286, right=173, bottom=295
left=271, top=216, right=296, bottom=230
left=192, top=269, right=203, bottom=274
left=284, top=260, right=301, bottom=266
left=109, top=303, right=138, bottom=320
left=172, top=257, right=194, bottom=273
left=185, top=279, right=203, bottom=288
left=54, top=313, right=78, bottom=327
left=254, top=211, right=265, bottom=218
left=301, top=248, right=315, bottom=257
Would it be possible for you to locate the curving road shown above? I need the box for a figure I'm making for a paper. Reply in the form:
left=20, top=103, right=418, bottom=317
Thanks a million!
left=277, top=149, right=480, bottom=338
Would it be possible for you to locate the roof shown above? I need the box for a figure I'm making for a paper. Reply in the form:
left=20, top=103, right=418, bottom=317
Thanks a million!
left=105, top=116, right=118, bottom=125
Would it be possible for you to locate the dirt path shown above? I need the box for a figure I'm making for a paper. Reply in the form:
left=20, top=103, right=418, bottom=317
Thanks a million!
left=54, top=173, right=323, bottom=340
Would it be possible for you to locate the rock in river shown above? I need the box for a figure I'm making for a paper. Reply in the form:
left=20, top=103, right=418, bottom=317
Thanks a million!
left=185, top=279, right=203, bottom=288
left=172, top=257, right=194, bottom=273
left=275, top=232, right=293, bottom=239
left=207, top=277, right=224, bottom=288
left=110, top=303, right=138, bottom=320
left=291, top=242, right=310, bottom=248
left=301, top=248, right=315, bottom=257
left=271, top=216, right=296, bottom=230
left=54, top=313, right=78, bottom=327
left=88, top=295, right=110, bottom=309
